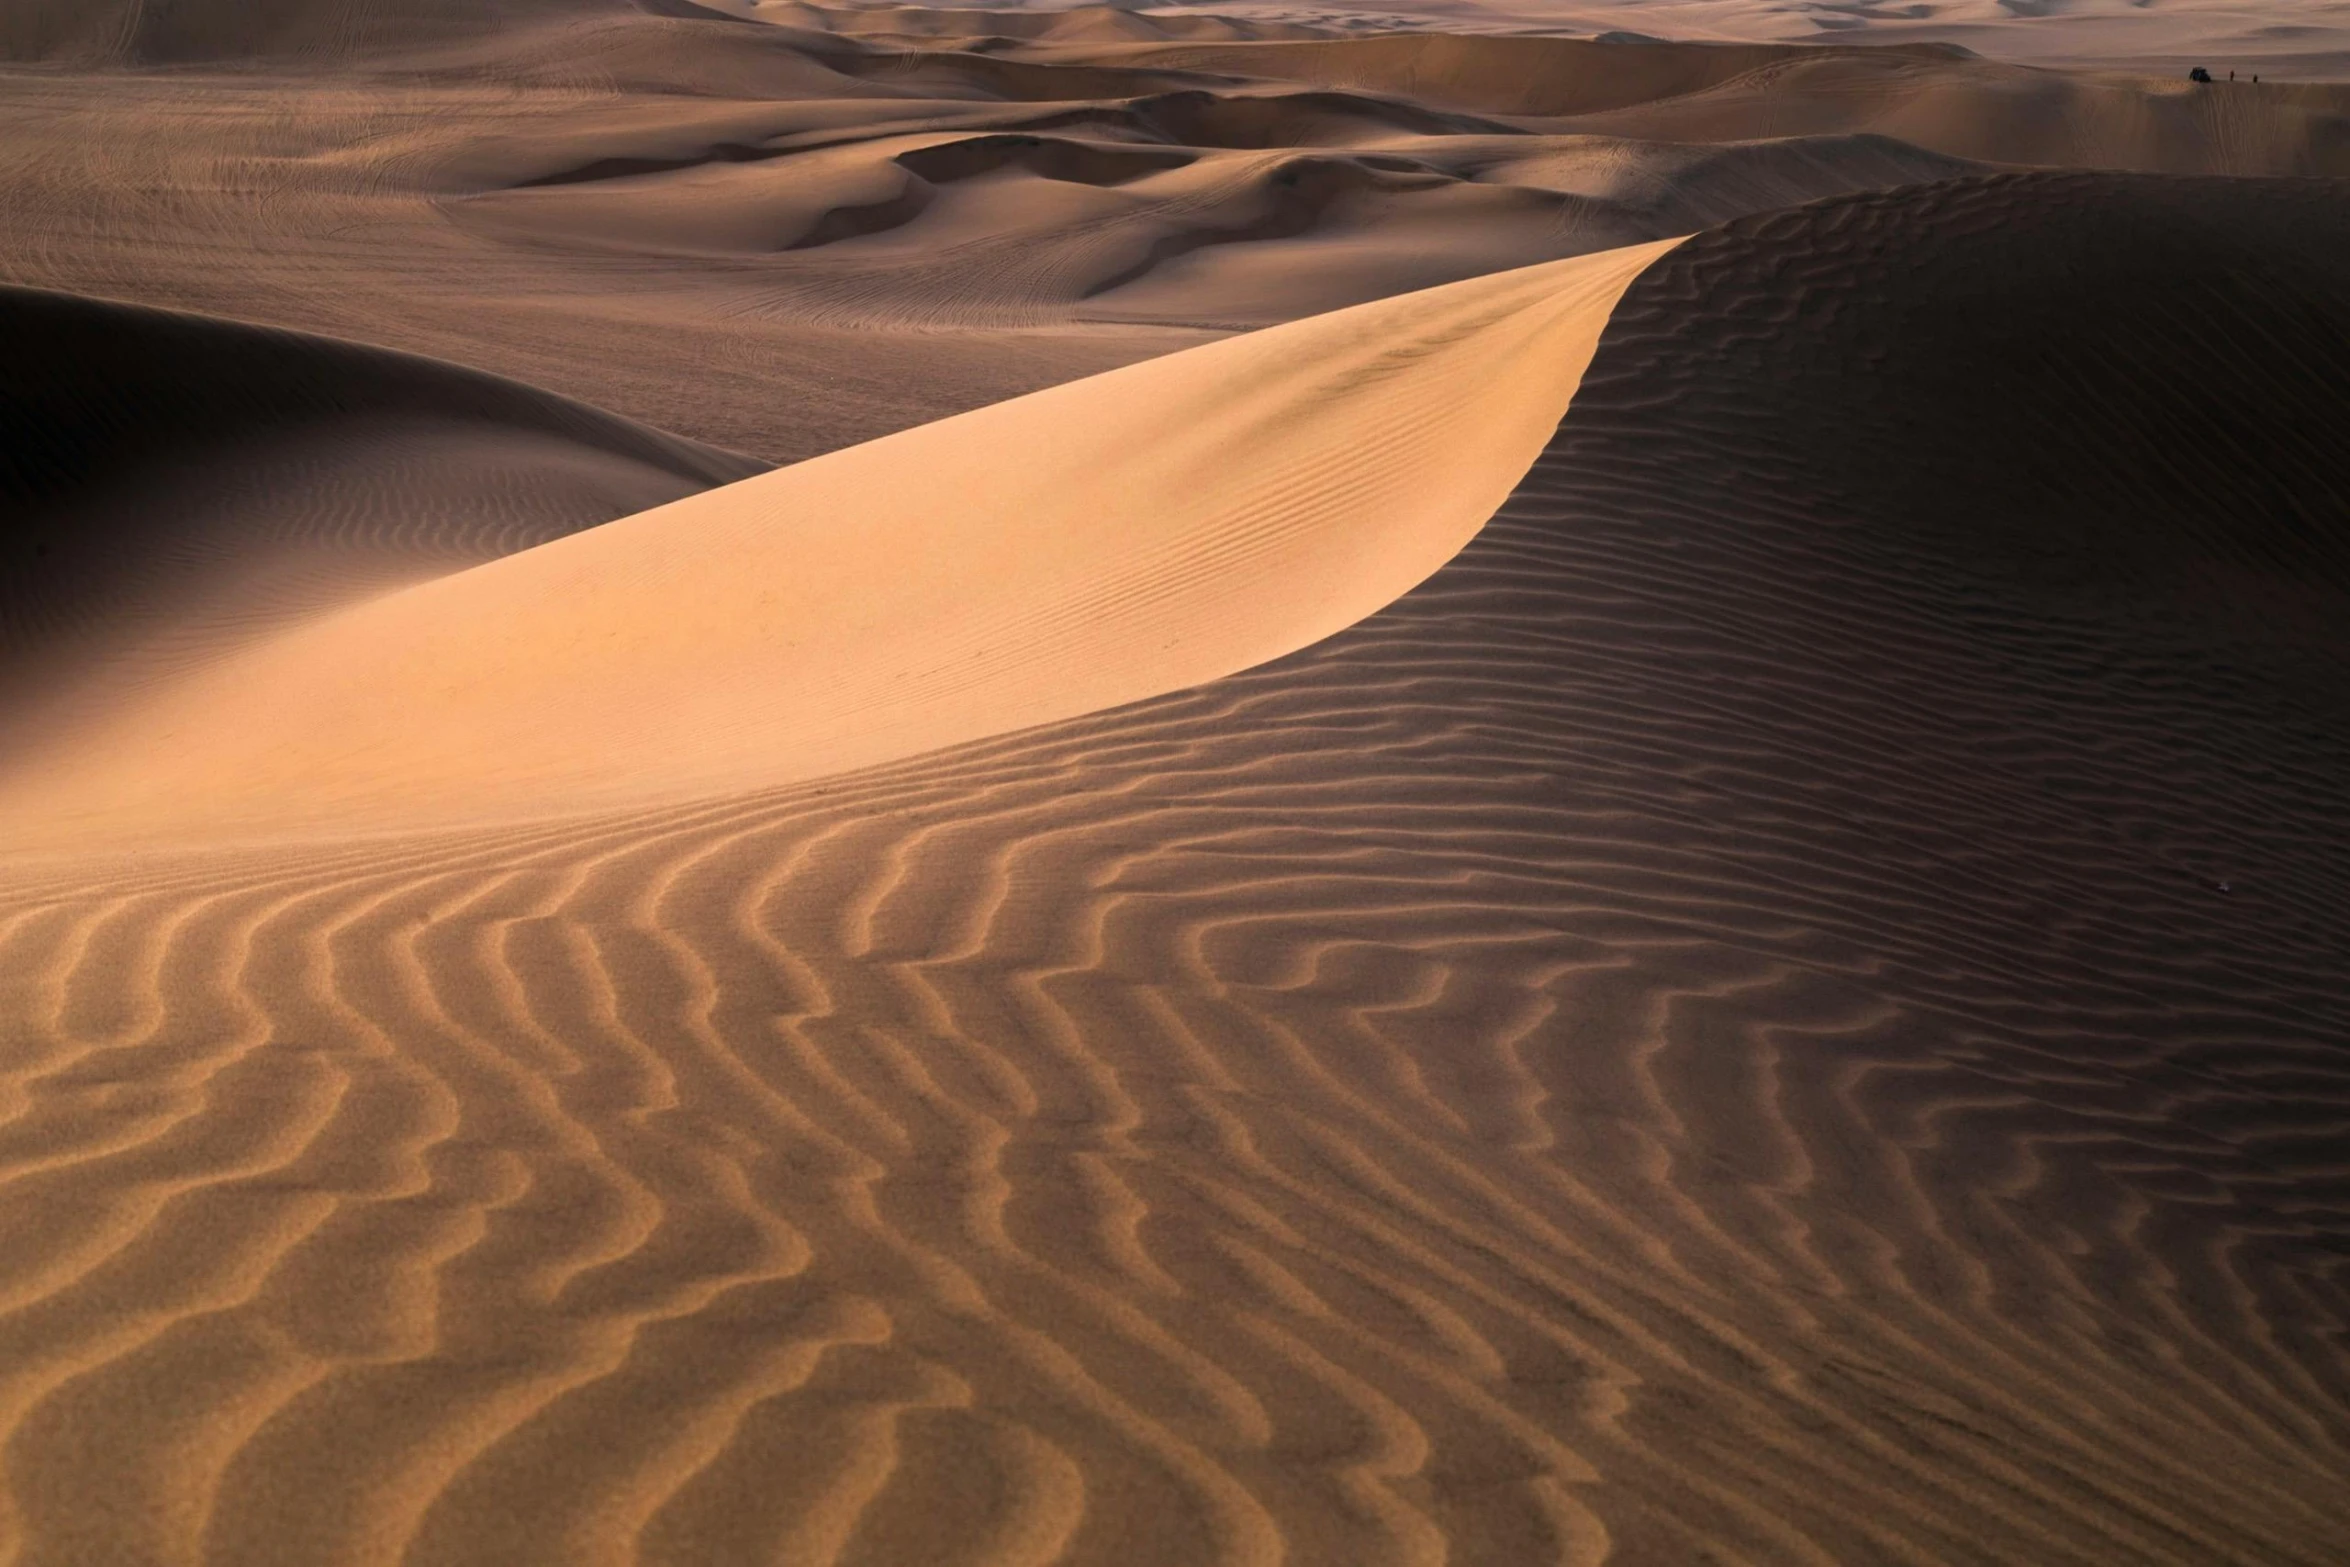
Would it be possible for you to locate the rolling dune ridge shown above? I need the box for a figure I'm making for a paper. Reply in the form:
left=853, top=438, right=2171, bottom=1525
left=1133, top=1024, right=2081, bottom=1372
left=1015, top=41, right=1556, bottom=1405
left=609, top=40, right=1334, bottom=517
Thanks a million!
left=0, top=284, right=764, bottom=777
left=948, top=0, right=2350, bottom=79
left=2, top=168, right=2345, bottom=1566
left=0, top=239, right=1675, bottom=845
left=0, top=285, right=762, bottom=646
left=7, top=5, right=2344, bottom=420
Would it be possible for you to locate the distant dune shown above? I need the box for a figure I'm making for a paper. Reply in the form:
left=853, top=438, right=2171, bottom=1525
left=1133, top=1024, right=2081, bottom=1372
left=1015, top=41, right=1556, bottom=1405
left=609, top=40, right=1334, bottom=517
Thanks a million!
left=1, top=4, right=2347, bottom=1564
left=1017, top=0, right=2350, bottom=79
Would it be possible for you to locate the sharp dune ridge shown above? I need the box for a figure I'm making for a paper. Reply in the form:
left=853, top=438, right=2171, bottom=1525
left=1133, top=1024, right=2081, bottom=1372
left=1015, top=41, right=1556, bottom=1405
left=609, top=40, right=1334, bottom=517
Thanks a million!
left=0, top=237, right=1676, bottom=847
left=0, top=284, right=768, bottom=790
left=3, top=1, right=2350, bottom=1563
left=3, top=170, right=2348, bottom=1564
left=0, top=285, right=763, bottom=650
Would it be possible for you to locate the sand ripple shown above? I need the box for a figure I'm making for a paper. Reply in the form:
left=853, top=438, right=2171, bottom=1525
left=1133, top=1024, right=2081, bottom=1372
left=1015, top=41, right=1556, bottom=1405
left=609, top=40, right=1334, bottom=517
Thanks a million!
left=2, top=171, right=2345, bottom=1563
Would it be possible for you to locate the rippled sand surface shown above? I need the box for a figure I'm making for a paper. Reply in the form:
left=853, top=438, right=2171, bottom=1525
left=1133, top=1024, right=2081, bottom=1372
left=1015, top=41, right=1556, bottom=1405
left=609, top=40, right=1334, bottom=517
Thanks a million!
left=3, top=5, right=2347, bottom=1563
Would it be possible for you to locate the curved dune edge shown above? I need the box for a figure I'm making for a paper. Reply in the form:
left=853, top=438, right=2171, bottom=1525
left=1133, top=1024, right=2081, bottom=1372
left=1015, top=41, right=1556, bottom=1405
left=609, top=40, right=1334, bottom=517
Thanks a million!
left=0, top=282, right=767, bottom=741
left=0, top=237, right=1679, bottom=852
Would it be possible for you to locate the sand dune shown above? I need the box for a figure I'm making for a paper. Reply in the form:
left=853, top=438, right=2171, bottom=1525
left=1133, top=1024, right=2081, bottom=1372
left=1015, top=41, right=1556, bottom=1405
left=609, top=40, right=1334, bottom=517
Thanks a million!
left=2, top=169, right=2345, bottom=1566
left=944, top=23, right=2350, bottom=173
left=454, top=104, right=1994, bottom=327
left=0, top=47, right=1214, bottom=464
left=4, top=0, right=2349, bottom=1562
left=425, top=13, right=2349, bottom=331
left=1161, top=0, right=2350, bottom=78
left=0, top=0, right=616, bottom=63
left=885, top=0, right=2350, bottom=80
left=13, top=4, right=2338, bottom=360
left=0, top=284, right=761, bottom=757
left=0, top=237, right=1676, bottom=848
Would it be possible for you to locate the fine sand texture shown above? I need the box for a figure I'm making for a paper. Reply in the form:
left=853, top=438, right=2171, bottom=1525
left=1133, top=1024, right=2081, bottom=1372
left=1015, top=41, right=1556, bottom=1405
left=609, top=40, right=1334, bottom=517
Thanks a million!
left=3, top=170, right=2347, bottom=1565
left=4, top=4, right=2350, bottom=1565
left=0, top=239, right=1675, bottom=846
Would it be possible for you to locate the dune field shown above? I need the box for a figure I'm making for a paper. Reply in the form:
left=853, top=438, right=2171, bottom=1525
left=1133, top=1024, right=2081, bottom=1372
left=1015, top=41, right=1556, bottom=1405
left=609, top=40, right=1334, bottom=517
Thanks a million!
left=3, top=2, right=2348, bottom=1563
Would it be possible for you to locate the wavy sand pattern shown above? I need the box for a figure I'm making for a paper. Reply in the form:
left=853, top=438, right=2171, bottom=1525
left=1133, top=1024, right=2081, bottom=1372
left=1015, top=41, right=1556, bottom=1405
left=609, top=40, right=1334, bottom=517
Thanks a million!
left=4, top=4, right=2350, bottom=1563
left=4, top=168, right=2348, bottom=1563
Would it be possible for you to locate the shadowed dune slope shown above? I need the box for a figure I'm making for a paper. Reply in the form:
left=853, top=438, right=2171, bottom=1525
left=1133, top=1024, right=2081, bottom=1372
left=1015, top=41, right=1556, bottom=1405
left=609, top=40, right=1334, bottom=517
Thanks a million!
left=0, top=239, right=1675, bottom=848
left=0, top=172, right=2345, bottom=1566
left=1666, top=176, right=2350, bottom=615
left=0, top=284, right=764, bottom=734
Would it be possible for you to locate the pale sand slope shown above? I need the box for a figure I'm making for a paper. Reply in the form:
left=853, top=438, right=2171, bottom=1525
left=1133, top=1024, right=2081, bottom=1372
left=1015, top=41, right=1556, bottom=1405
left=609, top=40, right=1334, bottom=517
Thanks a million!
left=0, top=238, right=1676, bottom=849
left=0, top=283, right=763, bottom=743
left=1, top=172, right=2346, bottom=1567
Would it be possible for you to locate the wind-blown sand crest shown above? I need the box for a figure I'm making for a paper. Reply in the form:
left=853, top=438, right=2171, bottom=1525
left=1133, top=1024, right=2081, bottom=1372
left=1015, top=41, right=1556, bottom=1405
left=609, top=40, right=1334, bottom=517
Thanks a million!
left=0, top=238, right=1675, bottom=849
left=0, top=172, right=2343, bottom=1567
left=0, top=283, right=762, bottom=667
left=2, top=0, right=2348, bottom=1558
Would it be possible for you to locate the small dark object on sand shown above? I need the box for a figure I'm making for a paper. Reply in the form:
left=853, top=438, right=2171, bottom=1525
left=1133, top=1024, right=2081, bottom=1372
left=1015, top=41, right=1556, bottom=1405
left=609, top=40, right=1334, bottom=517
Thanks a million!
left=2189, top=66, right=2214, bottom=82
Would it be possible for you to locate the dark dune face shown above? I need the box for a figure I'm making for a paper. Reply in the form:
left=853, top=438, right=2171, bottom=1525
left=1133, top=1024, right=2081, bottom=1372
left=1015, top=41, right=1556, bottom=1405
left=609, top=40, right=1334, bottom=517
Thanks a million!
left=3, top=171, right=2341, bottom=1565
left=733, top=168, right=2349, bottom=1558
left=0, top=285, right=761, bottom=711
left=1078, top=32, right=1836, bottom=117
left=0, top=285, right=757, bottom=515
left=891, top=134, right=1198, bottom=187
left=1652, top=174, right=2350, bottom=618
left=633, top=168, right=2347, bottom=1559
left=2, top=2, right=2348, bottom=1559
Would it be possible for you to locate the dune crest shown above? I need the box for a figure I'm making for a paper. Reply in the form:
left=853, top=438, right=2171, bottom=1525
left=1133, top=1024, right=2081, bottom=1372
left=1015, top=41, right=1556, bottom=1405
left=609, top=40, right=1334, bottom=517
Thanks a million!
left=0, top=284, right=763, bottom=678
left=1, top=174, right=2342, bottom=1567
left=0, top=238, right=1677, bottom=850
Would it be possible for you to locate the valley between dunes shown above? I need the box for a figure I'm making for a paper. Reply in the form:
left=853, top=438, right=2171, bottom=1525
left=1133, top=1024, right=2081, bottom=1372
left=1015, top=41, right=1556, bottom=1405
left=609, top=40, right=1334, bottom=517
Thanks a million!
left=3, top=4, right=2349, bottom=1564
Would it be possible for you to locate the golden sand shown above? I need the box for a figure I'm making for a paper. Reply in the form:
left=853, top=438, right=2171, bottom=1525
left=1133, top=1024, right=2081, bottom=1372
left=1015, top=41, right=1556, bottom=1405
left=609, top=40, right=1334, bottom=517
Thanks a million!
left=2, top=7, right=2347, bottom=1564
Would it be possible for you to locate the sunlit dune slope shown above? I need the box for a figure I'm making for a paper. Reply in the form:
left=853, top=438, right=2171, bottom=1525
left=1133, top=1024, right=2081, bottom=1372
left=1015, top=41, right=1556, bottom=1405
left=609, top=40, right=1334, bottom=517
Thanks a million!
left=0, top=238, right=1675, bottom=849
left=0, top=284, right=762, bottom=740
left=2, top=172, right=2343, bottom=1567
